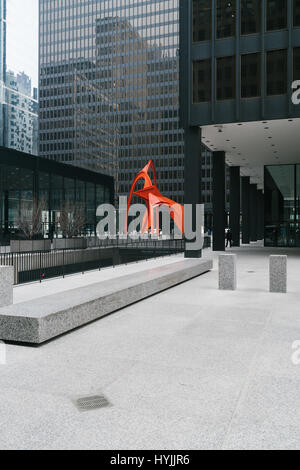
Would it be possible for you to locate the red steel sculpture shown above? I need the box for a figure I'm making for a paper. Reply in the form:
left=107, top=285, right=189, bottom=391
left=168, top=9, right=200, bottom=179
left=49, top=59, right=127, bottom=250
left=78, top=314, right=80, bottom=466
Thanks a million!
left=126, top=160, right=184, bottom=235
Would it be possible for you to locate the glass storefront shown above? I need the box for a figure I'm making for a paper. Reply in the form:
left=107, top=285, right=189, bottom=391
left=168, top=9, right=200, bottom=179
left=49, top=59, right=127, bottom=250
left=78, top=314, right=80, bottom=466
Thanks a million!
left=0, top=147, right=114, bottom=240
left=264, top=165, right=300, bottom=247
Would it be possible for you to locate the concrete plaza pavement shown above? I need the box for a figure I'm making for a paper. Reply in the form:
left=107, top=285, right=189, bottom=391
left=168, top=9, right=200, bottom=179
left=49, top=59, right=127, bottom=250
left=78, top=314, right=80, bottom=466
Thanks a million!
left=1, top=242, right=300, bottom=449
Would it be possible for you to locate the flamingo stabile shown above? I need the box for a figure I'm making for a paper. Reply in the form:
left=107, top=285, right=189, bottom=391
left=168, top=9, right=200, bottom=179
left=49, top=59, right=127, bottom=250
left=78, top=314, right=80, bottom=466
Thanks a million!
left=125, top=160, right=184, bottom=235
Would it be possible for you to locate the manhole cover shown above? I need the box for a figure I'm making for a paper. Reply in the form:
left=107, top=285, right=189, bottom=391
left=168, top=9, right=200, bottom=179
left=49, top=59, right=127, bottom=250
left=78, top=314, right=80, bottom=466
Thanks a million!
left=247, top=271, right=256, bottom=273
left=73, top=395, right=111, bottom=412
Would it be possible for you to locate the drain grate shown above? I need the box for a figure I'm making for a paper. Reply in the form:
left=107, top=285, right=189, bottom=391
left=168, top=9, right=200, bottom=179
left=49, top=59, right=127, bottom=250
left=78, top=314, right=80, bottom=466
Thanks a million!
left=73, top=395, right=111, bottom=412
left=247, top=271, right=256, bottom=273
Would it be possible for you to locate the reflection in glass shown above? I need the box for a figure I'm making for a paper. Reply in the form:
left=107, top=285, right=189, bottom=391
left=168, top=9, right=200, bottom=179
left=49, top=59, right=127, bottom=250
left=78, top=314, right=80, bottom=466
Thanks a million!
left=294, top=0, right=300, bottom=27
left=76, top=180, right=86, bottom=205
left=6, top=167, right=33, bottom=230
left=266, top=0, right=287, bottom=31
left=241, top=0, right=261, bottom=35
left=265, top=165, right=295, bottom=247
left=193, top=0, right=212, bottom=42
left=64, top=178, right=76, bottom=203
left=293, top=47, right=300, bottom=81
left=86, top=182, right=96, bottom=228
left=50, top=174, right=63, bottom=232
left=266, top=49, right=287, bottom=96
left=39, top=171, right=50, bottom=236
left=216, top=0, right=236, bottom=39
left=296, top=165, right=300, bottom=245
left=241, top=53, right=261, bottom=98
left=193, top=60, right=212, bottom=103
left=39, top=0, right=185, bottom=204
left=0, top=157, right=111, bottom=238
left=216, top=56, right=236, bottom=100
left=96, top=185, right=105, bottom=208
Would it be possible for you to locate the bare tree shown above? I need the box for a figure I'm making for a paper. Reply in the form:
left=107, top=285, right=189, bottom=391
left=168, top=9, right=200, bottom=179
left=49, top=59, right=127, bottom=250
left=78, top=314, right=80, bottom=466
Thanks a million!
left=17, top=197, right=47, bottom=240
left=58, top=201, right=86, bottom=238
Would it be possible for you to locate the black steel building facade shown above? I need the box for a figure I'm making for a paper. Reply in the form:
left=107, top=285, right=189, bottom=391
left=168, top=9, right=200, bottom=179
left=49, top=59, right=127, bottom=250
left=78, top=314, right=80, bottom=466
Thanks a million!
left=180, top=0, right=300, bottom=251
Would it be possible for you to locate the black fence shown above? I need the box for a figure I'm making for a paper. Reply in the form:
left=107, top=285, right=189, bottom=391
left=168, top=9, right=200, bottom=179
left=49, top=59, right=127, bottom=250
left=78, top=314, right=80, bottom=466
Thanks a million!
left=0, top=236, right=211, bottom=285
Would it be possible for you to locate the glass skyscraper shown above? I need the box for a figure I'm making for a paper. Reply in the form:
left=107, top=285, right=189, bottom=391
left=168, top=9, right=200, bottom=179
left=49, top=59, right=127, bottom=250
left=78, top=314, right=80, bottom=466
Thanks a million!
left=39, top=0, right=185, bottom=204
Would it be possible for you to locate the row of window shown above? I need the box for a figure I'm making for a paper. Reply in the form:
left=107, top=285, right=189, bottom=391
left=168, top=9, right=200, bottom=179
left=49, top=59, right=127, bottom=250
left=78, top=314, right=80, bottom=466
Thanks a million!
left=39, top=0, right=184, bottom=203
left=193, top=0, right=300, bottom=42
left=193, top=48, right=300, bottom=102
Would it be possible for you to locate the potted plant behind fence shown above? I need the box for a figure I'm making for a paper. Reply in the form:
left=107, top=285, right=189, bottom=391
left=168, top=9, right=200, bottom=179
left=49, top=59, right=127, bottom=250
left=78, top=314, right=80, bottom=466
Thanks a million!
left=53, top=201, right=87, bottom=250
left=11, top=197, right=51, bottom=253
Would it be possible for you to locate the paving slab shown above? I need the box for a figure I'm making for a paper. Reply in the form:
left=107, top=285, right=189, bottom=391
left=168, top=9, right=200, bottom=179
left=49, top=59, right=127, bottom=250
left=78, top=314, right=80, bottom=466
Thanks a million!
left=0, top=258, right=212, bottom=344
left=1, top=244, right=300, bottom=449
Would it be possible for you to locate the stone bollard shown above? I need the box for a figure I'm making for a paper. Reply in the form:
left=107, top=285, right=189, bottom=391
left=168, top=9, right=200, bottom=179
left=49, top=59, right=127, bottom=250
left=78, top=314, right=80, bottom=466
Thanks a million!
left=0, top=266, right=14, bottom=307
left=269, top=255, right=287, bottom=293
left=219, top=254, right=237, bottom=291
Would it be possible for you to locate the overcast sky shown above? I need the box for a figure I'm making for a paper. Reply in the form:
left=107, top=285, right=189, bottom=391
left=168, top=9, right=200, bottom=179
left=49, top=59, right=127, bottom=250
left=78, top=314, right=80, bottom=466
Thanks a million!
left=6, top=0, right=38, bottom=89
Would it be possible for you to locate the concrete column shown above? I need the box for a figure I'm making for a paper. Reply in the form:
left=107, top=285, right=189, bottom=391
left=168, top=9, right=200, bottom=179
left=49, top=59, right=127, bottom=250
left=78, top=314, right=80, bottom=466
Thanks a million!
left=250, top=184, right=258, bottom=242
left=229, top=166, right=240, bottom=247
left=256, top=190, right=262, bottom=240
left=257, top=190, right=264, bottom=241
left=184, top=126, right=202, bottom=258
left=212, top=151, right=226, bottom=251
left=260, top=191, right=265, bottom=241
left=241, top=177, right=250, bottom=244
left=261, top=192, right=265, bottom=241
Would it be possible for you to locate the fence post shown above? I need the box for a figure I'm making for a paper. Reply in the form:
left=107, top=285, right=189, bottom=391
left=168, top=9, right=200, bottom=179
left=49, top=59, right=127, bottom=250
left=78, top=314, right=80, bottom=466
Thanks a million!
left=62, top=249, right=65, bottom=279
left=39, top=251, right=42, bottom=283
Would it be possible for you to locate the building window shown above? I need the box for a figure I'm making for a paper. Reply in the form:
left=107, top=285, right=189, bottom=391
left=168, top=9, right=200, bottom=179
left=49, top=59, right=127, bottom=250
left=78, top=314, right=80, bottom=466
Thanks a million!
left=216, top=56, right=236, bottom=100
left=266, top=0, right=287, bottom=31
left=241, top=0, right=261, bottom=35
left=266, top=49, right=287, bottom=96
left=294, top=0, right=300, bottom=27
left=193, top=0, right=212, bottom=42
left=193, top=59, right=212, bottom=103
left=293, top=48, right=300, bottom=80
left=216, top=0, right=236, bottom=39
left=265, top=165, right=295, bottom=247
left=241, top=53, right=261, bottom=98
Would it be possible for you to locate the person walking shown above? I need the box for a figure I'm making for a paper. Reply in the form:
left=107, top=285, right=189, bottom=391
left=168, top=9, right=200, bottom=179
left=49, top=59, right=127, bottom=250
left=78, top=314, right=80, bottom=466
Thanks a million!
left=226, top=229, right=233, bottom=248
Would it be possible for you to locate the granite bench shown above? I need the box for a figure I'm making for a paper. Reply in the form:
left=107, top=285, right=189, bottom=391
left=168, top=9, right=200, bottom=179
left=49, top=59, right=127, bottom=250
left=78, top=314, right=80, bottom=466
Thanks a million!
left=0, top=258, right=213, bottom=344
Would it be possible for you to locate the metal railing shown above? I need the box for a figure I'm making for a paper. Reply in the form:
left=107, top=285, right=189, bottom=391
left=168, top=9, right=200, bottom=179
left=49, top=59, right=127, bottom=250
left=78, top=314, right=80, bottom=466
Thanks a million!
left=0, top=236, right=211, bottom=285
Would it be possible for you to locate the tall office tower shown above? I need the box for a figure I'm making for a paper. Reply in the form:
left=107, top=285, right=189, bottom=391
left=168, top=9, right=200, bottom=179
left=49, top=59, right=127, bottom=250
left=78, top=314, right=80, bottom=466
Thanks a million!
left=181, top=0, right=300, bottom=248
left=39, top=0, right=185, bottom=204
left=4, top=70, right=38, bottom=155
left=0, top=0, right=38, bottom=155
left=0, top=0, right=6, bottom=147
